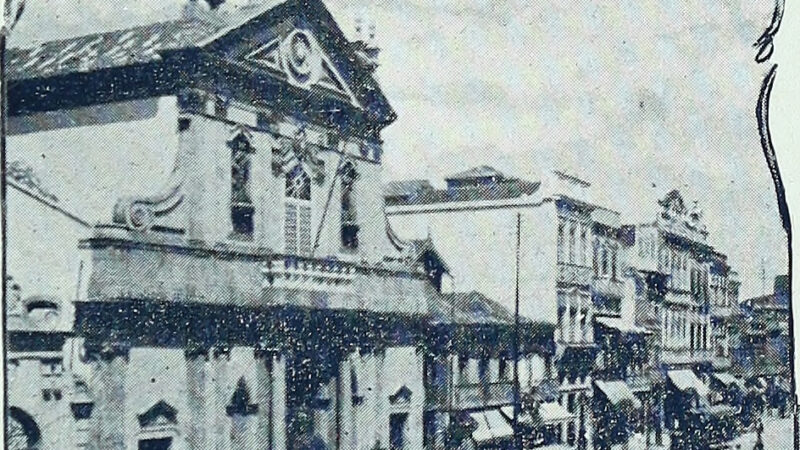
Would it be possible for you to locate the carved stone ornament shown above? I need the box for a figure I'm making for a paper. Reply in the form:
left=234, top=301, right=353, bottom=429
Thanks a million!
left=272, top=127, right=325, bottom=184
left=245, top=29, right=358, bottom=104
left=657, top=190, right=706, bottom=233
left=112, top=157, right=185, bottom=232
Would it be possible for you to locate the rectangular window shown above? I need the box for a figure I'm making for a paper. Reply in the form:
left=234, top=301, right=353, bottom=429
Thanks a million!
left=478, top=358, right=489, bottom=384
left=557, top=223, right=565, bottom=263
left=458, top=356, right=468, bottom=382
left=568, top=223, right=576, bottom=263
left=390, top=413, right=409, bottom=450
left=340, top=163, right=359, bottom=249
left=230, top=133, right=254, bottom=238
left=498, top=358, right=509, bottom=381
left=580, top=226, right=588, bottom=266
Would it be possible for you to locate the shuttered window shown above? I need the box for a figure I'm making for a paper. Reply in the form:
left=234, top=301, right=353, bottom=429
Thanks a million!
left=285, top=165, right=312, bottom=255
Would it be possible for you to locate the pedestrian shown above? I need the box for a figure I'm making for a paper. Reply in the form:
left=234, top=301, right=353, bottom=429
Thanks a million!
left=753, top=419, right=764, bottom=450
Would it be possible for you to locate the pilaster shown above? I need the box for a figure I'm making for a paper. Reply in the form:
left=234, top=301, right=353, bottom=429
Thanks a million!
left=212, top=345, right=232, bottom=450
left=271, top=353, right=287, bottom=450
left=85, top=342, right=130, bottom=450
left=185, top=344, right=211, bottom=450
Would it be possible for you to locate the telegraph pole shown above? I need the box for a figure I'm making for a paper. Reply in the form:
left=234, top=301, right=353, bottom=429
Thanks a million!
left=513, top=213, right=521, bottom=449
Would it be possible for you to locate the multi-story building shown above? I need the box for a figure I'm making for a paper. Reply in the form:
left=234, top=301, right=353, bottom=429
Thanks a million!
left=5, top=1, right=441, bottom=449
left=735, top=275, right=792, bottom=413
left=624, top=190, right=743, bottom=432
left=423, top=290, right=556, bottom=449
left=386, top=167, right=632, bottom=448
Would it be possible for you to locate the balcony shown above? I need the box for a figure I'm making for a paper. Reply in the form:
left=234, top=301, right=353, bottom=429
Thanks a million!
left=592, top=277, right=625, bottom=300
left=660, top=348, right=713, bottom=365
left=710, top=306, right=734, bottom=319
left=261, top=255, right=356, bottom=293
left=557, top=263, right=592, bottom=287
left=426, top=381, right=513, bottom=410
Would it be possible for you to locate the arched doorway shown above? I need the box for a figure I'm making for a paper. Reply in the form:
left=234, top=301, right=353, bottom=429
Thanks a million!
left=7, top=407, right=42, bottom=449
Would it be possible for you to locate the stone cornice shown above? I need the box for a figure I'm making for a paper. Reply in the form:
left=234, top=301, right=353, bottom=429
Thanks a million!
left=80, top=226, right=427, bottom=280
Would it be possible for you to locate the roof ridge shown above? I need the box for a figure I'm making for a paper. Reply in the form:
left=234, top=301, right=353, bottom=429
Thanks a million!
left=7, top=179, right=92, bottom=228
left=8, top=18, right=204, bottom=51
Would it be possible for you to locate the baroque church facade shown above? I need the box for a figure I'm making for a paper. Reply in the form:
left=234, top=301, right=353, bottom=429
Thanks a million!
left=5, top=1, right=445, bottom=448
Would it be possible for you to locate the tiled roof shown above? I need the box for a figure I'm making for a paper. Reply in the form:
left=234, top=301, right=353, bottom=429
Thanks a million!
left=430, top=291, right=515, bottom=325
left=385, top=178, right=540, bottom=207
left=743, top=293, right=788, bottom=311
left=7, top=19, right=220, bottom=81
left=383, top=179, right=434, bottom=199
left=445, top=165, right=506, bottom=181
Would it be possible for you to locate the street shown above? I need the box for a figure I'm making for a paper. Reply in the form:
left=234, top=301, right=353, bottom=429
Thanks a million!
left=728, top=415, right=796, bottom=449
left=613, top=415, right=796, bottom=450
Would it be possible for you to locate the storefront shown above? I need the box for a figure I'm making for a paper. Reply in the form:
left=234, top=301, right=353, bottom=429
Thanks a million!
left=470, top=409, right=515, bottom=449
left=593, top=380, right=642, bottom=449
left=665, top=370, right=710, bottom=430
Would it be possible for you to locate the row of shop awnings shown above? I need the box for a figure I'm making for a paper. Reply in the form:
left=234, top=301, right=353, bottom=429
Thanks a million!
left=468, top=403, right=577, bottom=443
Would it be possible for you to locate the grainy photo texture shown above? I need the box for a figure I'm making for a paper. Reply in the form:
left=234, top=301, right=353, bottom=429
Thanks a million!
left=1, top=0, right=794, bottom=449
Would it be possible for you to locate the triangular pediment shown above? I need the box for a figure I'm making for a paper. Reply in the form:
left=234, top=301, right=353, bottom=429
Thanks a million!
left=200, top=0, right=394, bottom=122
left=389, top=385, right=413, bottom=404
left=138, top=400, right=177, bottom=428
left=241, top=28, right=360, bottom=107
left=226, top=377, right=259, bottom=416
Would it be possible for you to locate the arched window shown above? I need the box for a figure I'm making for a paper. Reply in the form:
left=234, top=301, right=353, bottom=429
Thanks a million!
left=285, top=165, right=312, bottom=255
left=230, top=132, right=254, bottom=238
left=7, top=407, right=41, bottom=450
left=340, top=162, right=359, bottom=249
left=227, top=378, right=258, bottom=449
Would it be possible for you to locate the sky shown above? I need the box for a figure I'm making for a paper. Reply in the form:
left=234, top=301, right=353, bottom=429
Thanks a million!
left=8, top=0, right=787, bottom=299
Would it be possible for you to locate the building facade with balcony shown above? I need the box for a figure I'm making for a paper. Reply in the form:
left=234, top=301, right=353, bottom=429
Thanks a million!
left=386, top=167, right=634, bottom=448
left=5, top=2, right=445, bottom=449
left=624, top=190, right=744, bottom=436
left=423, top=291, right=555, bottom=449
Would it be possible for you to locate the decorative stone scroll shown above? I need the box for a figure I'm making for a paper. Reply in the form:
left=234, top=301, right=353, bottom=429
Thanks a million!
left=112, top=161, right=184, bottom=232
left=272, top=127, right=325, bottom=184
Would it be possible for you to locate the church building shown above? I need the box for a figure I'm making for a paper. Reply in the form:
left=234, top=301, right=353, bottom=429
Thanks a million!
left=6, top=1, right=438, bottom=448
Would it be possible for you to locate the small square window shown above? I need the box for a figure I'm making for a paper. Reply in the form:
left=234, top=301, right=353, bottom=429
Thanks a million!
left=40, top=359, right=64, bottom=377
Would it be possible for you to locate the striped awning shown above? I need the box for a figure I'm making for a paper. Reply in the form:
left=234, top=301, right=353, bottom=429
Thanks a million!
left=595, top=380, right=642, bottom=409
left=470, top=409, right=514, bottom=443
left=712, top=372, right=744, bottom=390
left=668, top=370, right=709, bottom=397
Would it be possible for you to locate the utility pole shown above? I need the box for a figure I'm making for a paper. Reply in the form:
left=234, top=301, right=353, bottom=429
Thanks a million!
left=2, top=1, right=26, bottom=368
left=513, top=213, right=521, bottom=449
